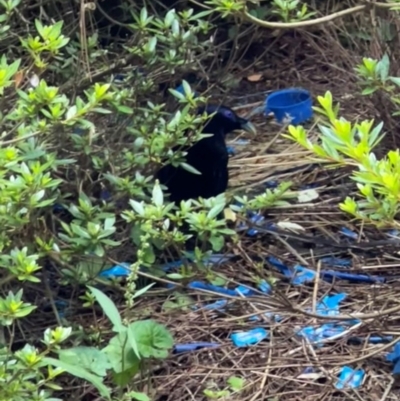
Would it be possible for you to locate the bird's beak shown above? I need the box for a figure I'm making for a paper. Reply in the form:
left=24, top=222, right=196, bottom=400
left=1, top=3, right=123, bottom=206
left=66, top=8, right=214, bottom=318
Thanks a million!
left=239, top=119, right=257, bottom=135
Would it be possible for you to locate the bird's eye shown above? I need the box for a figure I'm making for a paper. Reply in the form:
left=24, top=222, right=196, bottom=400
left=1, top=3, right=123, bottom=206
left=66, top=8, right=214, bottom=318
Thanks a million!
left=224, top=110, right=233, bottom=118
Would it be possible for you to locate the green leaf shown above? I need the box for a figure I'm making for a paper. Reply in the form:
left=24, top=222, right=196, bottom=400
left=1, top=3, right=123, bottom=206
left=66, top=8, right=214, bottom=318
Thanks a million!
left=209, top=235, right=224, bottom=251
left=227, top=376, right=245, bottom=391
left=129, top=319, right=173, bottom=359
left=42, top=357, right=111, bottom=400
left=129, top=391, right=151, bottom=401
left=152, top=181, right=164, bottom=206
left=87, top=286, right=124, bottom=332
left=103, top=332, right=140, bottom=374
left=377, top=54, right=390, bottom=81
left=389, top=76, right=400, bottom=87
left=58, top=346, right=111, bottom=377
left=127, top=322, right=141, bottom=359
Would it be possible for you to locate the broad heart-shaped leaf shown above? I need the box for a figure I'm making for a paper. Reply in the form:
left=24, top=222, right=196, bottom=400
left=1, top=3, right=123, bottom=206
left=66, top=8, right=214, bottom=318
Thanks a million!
left=58, top=346, right=111, bottom=377
left=129, top=320, right=174, bottom=359
left=87, top=286, right=124, bottom=332
left=102, top=332, right=140, bottom=374
left=42, top=357, right=111, bottom=400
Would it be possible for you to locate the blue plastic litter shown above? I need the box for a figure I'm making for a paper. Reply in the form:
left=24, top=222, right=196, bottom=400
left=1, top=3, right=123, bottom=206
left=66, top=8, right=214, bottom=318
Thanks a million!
left=321, top=270, right=385, bottom=284
left=258, top=279, right=272, bottom=294
left=174, top=342, right=220, bottom=354
left=101, top=253, right=235, bottom=280
left=291, top=265, right=317, bottom=285
left=267, top=257, right=292, bottom=277
left=335, top=366, right=364, bottom=389
left=387, top=343, right=400, bottom=374
left=201, top=299, right=228, bottom=311
left=237, top=212, right=276, bottom=237
left=351, top=335, right=393, bottom=345
left=99, top=263, right=131, bottom=278
left=387, top=342, right=400, bottom=363
left=339, top=227, right=358, bottom=239
left=265, top=88, right=313, bottom=125
left=320, top=257, right=351, bottom=267
left=314, top=293, right=347, bottom=316
left=227, top=145, right=236, bottom=155
left=249, top=312, right=282, bottom=323
left=231, top=328, right=268, bottom=347
left=235, top=285, right=257, bottom=297
left=298, top=324, right=346, bottom=347
left=393, top=360, right=400, bottom=375
left=267, top=257, right=383, bottom=285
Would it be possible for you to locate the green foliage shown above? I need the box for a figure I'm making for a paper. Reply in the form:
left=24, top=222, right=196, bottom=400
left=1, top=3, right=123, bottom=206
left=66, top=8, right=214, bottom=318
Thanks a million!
left=285, top=90, right=400, bottom=226
left=203, top=375, right=246, bottom=399
left=0, top=2, right=295, bottom=400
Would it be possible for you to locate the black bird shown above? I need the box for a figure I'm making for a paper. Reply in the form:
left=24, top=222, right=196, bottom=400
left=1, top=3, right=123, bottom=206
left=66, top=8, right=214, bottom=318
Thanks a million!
left=156, top=105, right=256, bottom=203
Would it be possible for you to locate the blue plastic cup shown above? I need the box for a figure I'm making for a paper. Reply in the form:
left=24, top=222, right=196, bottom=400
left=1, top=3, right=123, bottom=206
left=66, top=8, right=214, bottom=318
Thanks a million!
left=265, top=88, right=313, bottom=125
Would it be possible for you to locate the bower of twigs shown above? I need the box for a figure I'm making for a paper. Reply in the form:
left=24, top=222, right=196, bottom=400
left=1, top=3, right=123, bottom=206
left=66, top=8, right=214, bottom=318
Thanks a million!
left=133, top=13, right=400, bottom=401
left=17, top=2, right=400, bottom=400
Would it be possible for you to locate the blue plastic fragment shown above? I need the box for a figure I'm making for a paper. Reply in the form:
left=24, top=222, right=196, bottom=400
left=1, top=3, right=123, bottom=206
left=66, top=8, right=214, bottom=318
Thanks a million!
left=267, top=257, right=383, bottom=285
left=389, top=343, right=400, bottom=374
left=101, top=253, right=234, bottom=280
left=320, top=256, right=351, bottom=267
left=201, top=299, right=227, bottom=311
left=258, top=279, right=272, bottom=294
left=303, top=367, right=314, bottom=374
left=267, top=257, right=292, bottom=277
left=335, top=366, right=364, bottom=389
left=227, top=145, right=236, bottom=155
left=387, top=342, right=400, bottom=363
left=291, top=265, right=316, bottom=285
left=394, top=360, right=400, bottom=375
left=315, top=293, right=347, bottom=316
left=249, top=312, right=282, bottom=323
left=297, top=324, right=346, bottom=347
left=340, top=227, right=358, bottom=239
left=231, top=328, right=268, bottom=347
left=235, top=285, right=257, bottom=296
left=99, top=263, right=130, bottom=278
left=173, top=342, right=220, bottom=353
left=321, top=270, right=385, bottom=284
left=247, top=213, right=265, bottom=236
left=351, top=335, right=393, bottom=344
